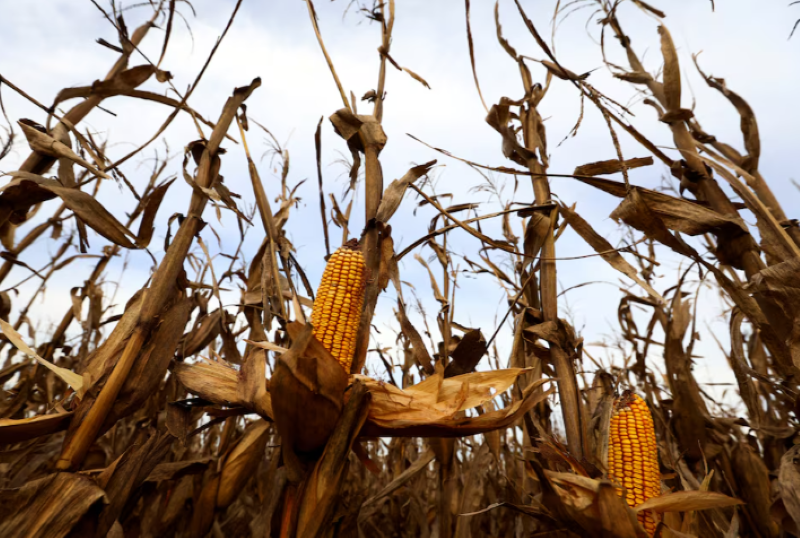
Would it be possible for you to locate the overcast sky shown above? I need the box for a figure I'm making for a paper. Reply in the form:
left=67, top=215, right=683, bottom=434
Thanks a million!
left=1, top=0, right=799, bottom=402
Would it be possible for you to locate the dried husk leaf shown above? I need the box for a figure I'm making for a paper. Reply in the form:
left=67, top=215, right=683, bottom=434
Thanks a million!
left=295, top=381, right=371, bottom=537
left=174, top=360, right=241, bottom=406
left=635, top=490, right=744, bottom=513
left=360, top=377, right=555, bottom=437
left=270, top=322, right=348, bottom=462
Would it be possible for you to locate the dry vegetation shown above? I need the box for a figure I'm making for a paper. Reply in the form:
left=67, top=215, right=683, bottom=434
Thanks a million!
left=1, top=1, right=799, bottom=537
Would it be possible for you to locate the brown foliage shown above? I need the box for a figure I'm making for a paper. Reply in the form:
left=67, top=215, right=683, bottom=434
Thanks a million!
left=0, top=1, right=798, bottom=537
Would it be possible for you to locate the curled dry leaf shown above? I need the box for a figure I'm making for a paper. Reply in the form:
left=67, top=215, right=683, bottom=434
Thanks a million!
left=443, top=329, right=487, bottom=377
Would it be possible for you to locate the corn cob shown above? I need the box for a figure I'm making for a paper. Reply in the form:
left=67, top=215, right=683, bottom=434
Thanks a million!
left=608, top=391, right=660, bottom=536
left=310, top=241, right=366, bottom=372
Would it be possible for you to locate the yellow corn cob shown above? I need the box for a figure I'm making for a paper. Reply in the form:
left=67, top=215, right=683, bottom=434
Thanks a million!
left=608, top=391, right=660, bottom=536
left=310, top=241, right=366, bottom=372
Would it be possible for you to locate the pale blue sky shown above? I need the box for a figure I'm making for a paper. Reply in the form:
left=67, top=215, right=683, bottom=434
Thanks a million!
left=1, top=0, right=798, bottom=401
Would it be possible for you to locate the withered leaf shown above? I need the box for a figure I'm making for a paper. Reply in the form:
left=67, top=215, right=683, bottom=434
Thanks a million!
left=135, top=178, right=175, bottom=248
left=0, top=318, right=88, bottom=397
left=16, top=122, right=109, bottom=179
left=694, top=56, right=760, bottom=173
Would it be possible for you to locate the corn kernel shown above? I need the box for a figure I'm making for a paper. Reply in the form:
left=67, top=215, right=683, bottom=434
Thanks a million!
left=310, top=243, right=367, bottom=372
left=608, top=391, right=660, bottom=537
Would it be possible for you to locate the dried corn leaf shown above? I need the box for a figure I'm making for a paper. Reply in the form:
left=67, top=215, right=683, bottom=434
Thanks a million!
left=0, top=412, right=74, bottom=444
left=2, top=174, right=138, bottom=248
left=376, top=161, right=436, bottom=223
left=659, top=26, right=681, bottom=112
left=0, top=472, right=107, bottom=538
left=693, top=57, right=760, bottom=172
left=575, top=176, right=746, bottom=236
left=559, top=202, right=664, bottom=304
left=16, top=121, right=108, bottom=178
left=146, top=458, right=212, bottom=482
left=52, top=64, right=159, bottom=107
left=443, top=329, right=487, bottom=377
left=574, top=157, right=653, bottom=177
left=396, top=299, right=435, bottom=375
left=748, top=256, right=800, bottom=368
left=778, top=445, right=800, bottom=532
left=0, top=318, right=87, bottom=398
left=217, top=420, right=270, bottom=508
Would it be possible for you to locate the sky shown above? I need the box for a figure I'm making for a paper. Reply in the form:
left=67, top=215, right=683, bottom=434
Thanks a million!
left=1, top=0, right=799, bottom=406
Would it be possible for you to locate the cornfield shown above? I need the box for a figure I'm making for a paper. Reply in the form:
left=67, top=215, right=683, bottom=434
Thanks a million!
left=1, top=0, right=799, bottom=536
